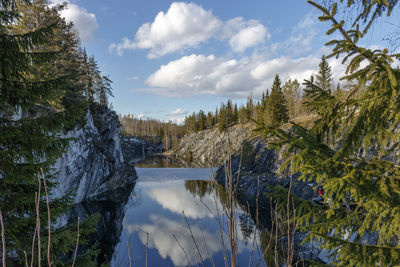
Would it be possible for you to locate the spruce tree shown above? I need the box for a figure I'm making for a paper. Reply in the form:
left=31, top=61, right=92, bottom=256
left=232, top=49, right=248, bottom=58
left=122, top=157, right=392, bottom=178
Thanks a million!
left=267, top=75, right=289, bottom=127
left=0, top=1, right=95, bottom=265
left=263, top=1, right=400, bottom=265
left=206, top=111, right=213, bottom=128
left=226, top=99, right=233, bottom=127
left=96, top=74, right=113, bottom=107
left=197, top=110, right=206, bottom=131
left=233, top=103, right=238, bottom=124
left=316, top=55, right=333, bottom=91
left=218, top=103, right=227, bottom=133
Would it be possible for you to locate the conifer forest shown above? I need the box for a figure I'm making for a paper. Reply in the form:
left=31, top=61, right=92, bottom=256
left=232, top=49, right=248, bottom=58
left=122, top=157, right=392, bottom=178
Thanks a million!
left=1, top=0, right=400, bottom=266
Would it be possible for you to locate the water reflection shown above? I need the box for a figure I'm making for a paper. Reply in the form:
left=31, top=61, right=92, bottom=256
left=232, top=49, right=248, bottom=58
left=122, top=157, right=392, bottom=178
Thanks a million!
left=111, top=173, right=265, bottom=267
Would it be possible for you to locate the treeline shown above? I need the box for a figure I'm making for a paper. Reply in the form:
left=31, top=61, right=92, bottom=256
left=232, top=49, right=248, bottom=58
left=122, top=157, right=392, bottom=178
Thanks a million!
left=1, top=0, right=112, bottom=265
left=183, top=55, right=344, bottom=133
left=120, top=115, right=185, bottom=150
left=121, top=55, right=342, bottom=151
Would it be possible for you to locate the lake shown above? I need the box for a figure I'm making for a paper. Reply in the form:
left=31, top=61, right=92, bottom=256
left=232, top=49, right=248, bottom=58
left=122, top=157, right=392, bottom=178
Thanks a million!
left=106, top=158, right=272, bottom=266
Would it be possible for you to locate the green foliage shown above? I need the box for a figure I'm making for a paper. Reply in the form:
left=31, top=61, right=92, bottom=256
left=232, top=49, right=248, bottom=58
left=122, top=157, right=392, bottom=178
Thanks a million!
left=0, top=0, right=99, bottom=264
left=316, top=55, right=333, bottom=91
left=218, top=103, right=227, bottom=133
left=80, top=49, right=113, bottom=107
left=262, top=0, right=400, bottom=265
left=267, top=75, right=289, bottom=127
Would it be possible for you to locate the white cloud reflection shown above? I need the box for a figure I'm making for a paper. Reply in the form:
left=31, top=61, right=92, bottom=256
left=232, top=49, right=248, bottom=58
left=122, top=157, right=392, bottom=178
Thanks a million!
left=125, top=214, right=220, bottom=266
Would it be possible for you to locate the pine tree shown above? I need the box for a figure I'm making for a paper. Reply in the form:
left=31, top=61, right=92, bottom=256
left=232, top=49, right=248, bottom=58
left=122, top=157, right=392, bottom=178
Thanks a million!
left=267, top=75, right=289, bottom=127
left=263, top=1, right=400, bottom=265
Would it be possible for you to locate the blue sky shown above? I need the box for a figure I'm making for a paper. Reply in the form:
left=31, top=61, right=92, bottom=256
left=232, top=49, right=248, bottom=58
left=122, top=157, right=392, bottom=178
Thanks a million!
left=54, top=0, right=400, bottom=123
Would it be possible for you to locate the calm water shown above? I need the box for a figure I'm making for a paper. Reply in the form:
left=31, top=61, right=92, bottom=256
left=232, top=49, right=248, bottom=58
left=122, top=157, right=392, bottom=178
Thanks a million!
left=109, top=159, right=270, bottom=267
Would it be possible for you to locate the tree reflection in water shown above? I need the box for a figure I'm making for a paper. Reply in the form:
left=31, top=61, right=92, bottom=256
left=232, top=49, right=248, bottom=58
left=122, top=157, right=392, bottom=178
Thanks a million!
left=184, top=179, right=295, bottom=267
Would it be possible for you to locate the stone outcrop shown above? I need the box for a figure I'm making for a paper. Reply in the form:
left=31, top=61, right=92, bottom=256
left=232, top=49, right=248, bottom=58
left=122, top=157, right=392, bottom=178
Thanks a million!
left=53, top=106, right=137, bottom=203
left=171, top=124, right=253, bottom=164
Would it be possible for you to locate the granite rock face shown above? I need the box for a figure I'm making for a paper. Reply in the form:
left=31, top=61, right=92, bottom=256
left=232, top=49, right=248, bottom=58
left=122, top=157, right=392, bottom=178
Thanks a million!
left=53, top=106, right=137, bottom=203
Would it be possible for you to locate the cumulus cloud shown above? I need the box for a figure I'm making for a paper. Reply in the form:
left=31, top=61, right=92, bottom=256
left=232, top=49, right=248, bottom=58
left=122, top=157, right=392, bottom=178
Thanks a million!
left=229, top=24, right=268, bottom=52
left=52, top=0, right=98, bottom=44
left=224, top=18, right=270, bottom=52
left=139, top=51, right=345, bottom=97
left=168, top=108, right=188, bottom=116
left=110, top=2, right=221, bottom=58
left=109, top=2, right=269, bottom=57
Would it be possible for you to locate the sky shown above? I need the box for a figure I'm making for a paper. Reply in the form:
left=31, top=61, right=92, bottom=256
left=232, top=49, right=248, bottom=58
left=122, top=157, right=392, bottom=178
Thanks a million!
left=53, top=0, right=400, bottom=123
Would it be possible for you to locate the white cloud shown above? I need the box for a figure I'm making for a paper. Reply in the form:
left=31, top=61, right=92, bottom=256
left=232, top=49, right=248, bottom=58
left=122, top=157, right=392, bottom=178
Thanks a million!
left=229, top=23, right=269, bottom=52
left=109, top=2, right=269, bottom=57
left=125, top=215, right=221, bottom=266
left=147, top=183, right=219, bottom=219
left=168, top=108, right=188, bottom=116
left=110, top=2, right=221, bottom=58
left=140, top=51, right=345, bottom=98
left=53, top=0, right=98, bottom=44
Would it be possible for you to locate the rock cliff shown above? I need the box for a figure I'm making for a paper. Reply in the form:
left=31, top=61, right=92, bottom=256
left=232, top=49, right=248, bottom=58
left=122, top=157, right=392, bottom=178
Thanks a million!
left=171, top=124, right=253, bottom=164
left=53, top=106, right=137, bottom=203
